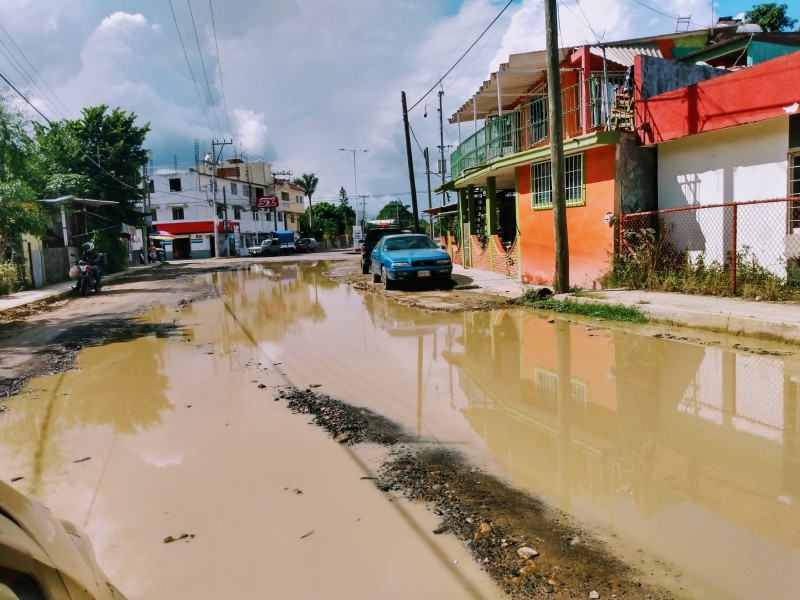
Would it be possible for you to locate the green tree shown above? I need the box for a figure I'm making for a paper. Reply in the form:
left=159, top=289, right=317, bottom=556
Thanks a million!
left=745, top=3, right=797, bottom=31
left=34, top=105, right=150, bottom=270
left=376, top=199, right=414, bottom=230
left=336, top=187, right=356, bottom=236
left=294, top=173, right=319, bottom=229
left=0, top=95, right=51, bottom=261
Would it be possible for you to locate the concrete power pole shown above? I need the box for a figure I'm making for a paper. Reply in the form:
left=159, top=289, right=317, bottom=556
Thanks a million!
left=438, top=89, right=446, bottom=204
left=545, top=0, right=569, bottom=293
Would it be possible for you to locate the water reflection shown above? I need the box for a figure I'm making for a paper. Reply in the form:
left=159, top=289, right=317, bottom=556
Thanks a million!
left=447, top=310, right=800, bottom=598
left=0, top=335, right=173, bottom=499
left=2, top=263, right=797, bottom=599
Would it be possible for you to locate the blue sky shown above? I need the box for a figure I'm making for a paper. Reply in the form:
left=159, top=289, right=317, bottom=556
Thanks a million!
left=0, top=0, right=795, bottom=216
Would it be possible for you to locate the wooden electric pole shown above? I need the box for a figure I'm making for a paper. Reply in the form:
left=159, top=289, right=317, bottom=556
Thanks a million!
left=545, top=0, right=569, bottom=292
left=401, top=91, right=421, bottom=233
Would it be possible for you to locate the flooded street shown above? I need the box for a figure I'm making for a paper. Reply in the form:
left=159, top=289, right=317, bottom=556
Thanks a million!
left=1, top=260, right=799, bottom=599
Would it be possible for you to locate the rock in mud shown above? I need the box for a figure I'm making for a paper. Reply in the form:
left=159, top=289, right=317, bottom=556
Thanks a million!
left=517, top=546, right=539, bottom=559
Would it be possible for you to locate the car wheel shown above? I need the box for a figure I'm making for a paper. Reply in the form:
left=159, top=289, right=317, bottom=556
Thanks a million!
left=361, top=260, right=370, bottom=275
left=382, top=267, right=395, bottom=290
left=372, top=269, right=381, bottom=283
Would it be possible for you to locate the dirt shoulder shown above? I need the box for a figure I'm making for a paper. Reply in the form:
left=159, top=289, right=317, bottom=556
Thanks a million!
left=280, top=387, right=673, bottom=600
left=325, top=259, right=516, bottom=312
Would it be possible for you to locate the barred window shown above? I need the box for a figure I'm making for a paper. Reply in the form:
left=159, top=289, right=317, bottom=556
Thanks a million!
left=532, top=154, right=584, bottom=210
left=230, top=183, right=238, bottom=196
left=790, top=152, right=800, bottom=232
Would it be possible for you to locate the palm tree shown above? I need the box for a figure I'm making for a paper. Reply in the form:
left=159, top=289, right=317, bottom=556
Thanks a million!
left=294, top=173, right=319, bottom=231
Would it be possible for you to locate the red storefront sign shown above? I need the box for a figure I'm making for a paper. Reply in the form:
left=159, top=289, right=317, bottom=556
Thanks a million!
left=255, top=195, right=279, bottom=209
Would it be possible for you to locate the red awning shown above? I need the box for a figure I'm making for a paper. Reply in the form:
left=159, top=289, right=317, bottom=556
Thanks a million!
left=156, top=221, right=239, bottom=234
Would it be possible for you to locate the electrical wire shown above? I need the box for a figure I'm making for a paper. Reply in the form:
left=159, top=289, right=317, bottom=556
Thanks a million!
left=186, top=0, right=222, bottom=137
left=0, top=23, right=72, bottom=120
left=560, top=0, right=604, bottom=44
left=209, top=0, right=232, bottom=137
left=167, top=0, right=216, bottom=136
left=0, top=69, right=144, bottom=193
left=627, top=0, right=707, bottom=29
left=0, top=39, right=65, bottom=122
left=408, top=0, right=516, bottom=113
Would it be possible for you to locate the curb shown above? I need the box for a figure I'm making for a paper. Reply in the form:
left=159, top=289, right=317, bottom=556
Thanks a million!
left=559, top=294, right=800, bottom=345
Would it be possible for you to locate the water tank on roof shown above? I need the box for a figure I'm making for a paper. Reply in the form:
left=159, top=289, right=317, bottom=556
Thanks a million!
left=737, top=24, right=763, bottom=33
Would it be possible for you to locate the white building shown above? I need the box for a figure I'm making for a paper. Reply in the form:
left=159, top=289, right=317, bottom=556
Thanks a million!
left=149, top=159, right=306, bottom=259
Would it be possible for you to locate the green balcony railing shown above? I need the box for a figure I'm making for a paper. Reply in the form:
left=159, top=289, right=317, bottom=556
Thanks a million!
left=450, top=72, right=626, bottom=180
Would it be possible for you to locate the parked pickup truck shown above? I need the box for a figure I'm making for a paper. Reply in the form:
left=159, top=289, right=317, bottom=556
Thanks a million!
left=248, top=231, right=296, bottom=256
left=248, top=238, right=282, bottom=256
left=360, top=226, right=401, bottom=273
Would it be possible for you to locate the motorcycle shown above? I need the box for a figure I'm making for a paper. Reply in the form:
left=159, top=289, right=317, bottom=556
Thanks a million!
left=69, top=254, right=102, bottom=295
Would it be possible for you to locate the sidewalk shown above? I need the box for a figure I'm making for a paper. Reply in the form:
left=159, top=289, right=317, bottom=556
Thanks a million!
left=0, top=263, right=159, bottom=313
left=451, top=265, right=800, bottom=345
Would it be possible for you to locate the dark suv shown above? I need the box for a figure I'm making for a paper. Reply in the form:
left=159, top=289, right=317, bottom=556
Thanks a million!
left=360, top=226, right=401, bottom=273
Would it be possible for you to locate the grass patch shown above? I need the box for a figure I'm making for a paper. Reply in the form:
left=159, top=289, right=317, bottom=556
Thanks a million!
left=517, top=292, right=648, bottom=323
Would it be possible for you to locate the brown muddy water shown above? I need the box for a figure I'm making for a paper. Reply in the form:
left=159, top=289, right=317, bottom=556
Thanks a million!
left=2, top=261, right=799, bottom=599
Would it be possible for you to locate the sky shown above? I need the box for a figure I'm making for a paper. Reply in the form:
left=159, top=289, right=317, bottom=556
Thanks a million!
left=0, top=0, right=783, bottom=218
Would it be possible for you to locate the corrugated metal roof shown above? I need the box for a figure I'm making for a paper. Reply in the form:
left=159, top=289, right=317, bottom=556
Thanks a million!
left=449, top=49, right=570, bottom=124
left=589, top=43, right=663, bottom=67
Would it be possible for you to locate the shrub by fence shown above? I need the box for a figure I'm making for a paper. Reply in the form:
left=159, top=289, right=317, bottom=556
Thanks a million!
left=614, top=197, right=800, bottom=299
left=0, top=261, right=19, bottom=296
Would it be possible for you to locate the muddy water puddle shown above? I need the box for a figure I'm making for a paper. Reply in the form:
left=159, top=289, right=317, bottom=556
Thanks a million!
left=1, top=262, right=799, bottom=599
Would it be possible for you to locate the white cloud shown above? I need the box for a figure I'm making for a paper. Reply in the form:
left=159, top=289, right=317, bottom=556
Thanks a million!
left=232, top=108, right=268, bottom=155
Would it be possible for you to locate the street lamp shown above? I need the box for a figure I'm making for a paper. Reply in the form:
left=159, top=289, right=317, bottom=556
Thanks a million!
left=339, top=148, right=369, bottom=227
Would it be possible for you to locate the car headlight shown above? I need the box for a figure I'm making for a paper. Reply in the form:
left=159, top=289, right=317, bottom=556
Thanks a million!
left=435, top=259, right=451, bottom=265
left=390, top=261, right=409, bottom=267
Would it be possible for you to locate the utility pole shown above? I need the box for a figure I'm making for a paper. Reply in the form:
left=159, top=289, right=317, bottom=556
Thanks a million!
left=401, top=91, right=420, bottom=232
left=204, top=139, right=233, bottom=257
left=424, top=148, right=434, bottom=237
left=438, top=89, right=446, bottom=201
left=545, top=0, right=569, bottom=293
left=339, top=148, right=368, bottom=221
left=359, top=195, right=368, bottom=230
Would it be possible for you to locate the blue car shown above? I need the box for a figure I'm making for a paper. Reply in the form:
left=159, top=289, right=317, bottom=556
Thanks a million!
left=370, top=234, right=453, bottom=290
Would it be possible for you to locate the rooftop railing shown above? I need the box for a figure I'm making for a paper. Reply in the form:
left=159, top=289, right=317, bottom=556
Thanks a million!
left=450, top=72, right=626, bottom=179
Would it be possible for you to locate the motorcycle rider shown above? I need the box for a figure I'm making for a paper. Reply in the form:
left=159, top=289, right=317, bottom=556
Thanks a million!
left=80, top=242, right=101, bottom=287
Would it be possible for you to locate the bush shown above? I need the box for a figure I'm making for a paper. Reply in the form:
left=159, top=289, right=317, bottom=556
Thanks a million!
left=609, top=221, right=796, bottom=300
left=0, top=260, right=18, bottom=296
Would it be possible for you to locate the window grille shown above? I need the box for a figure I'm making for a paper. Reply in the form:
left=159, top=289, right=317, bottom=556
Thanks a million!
left=789, top=152, right=800, bottom=232
left=532, top=154, right=585, bottom=210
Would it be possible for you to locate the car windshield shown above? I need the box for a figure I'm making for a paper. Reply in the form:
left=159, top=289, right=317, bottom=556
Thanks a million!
left=384, top=236, right=437, bottom=251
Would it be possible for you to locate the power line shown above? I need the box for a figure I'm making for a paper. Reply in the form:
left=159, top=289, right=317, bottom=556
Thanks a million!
left=0, top=37, right=65, bottom=122
left=627, top=0, right=707, bottom=29
left=408, top=0, right=516, bottom=113
left=0, top=68, right=53, bottom=125
left=0, top=69, right=143, bottom=193
left=0, top=23, right=72, bottom=120
left=560, top=0, right=604, bottom=44
left=209, top=0, right=232, bottom=137
left=167, top=0, right=215, bottom=135
left=186, top=0, right=222, bottom=137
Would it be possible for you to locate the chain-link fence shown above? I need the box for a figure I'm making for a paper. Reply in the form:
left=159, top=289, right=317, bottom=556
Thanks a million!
left=617, top=198, right=800, bottom=296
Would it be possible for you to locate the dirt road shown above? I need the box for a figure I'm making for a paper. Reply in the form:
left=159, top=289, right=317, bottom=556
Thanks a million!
left=0, top=260, right=672, bottom=598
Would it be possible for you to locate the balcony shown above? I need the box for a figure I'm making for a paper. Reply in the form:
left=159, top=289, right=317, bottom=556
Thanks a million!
left=450, top=72, right=626, bottom=180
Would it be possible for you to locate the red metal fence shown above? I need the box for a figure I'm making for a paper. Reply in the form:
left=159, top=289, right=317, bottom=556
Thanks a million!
left=618, top=197, right=800, bottom=294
